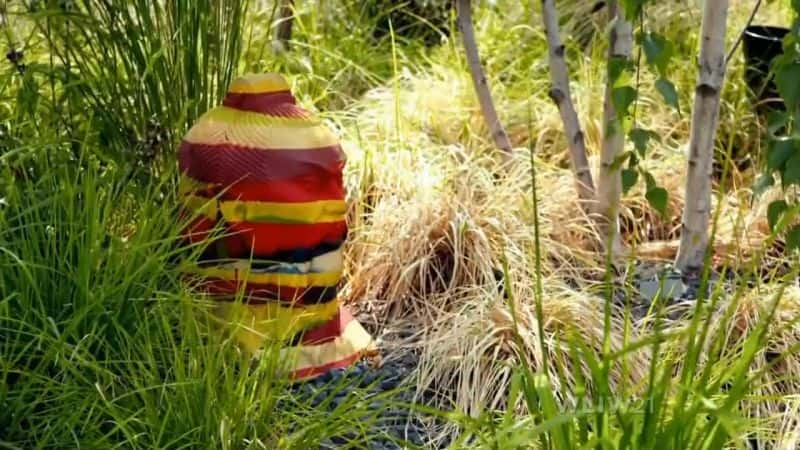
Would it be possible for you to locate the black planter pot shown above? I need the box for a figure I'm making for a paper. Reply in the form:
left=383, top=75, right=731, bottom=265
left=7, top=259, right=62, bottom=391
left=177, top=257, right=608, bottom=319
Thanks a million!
left=742, top=25, right=790, bottom=112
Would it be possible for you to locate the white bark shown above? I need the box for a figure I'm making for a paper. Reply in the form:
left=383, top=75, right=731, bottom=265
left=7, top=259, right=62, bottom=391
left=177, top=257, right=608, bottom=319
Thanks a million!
left=540, top=0, right=596, bottom=202
left=596, top=0, right=632, bottom=254
left=676, top=0, right=729, bottom=273
left=456, top=0, right=514, bottom=167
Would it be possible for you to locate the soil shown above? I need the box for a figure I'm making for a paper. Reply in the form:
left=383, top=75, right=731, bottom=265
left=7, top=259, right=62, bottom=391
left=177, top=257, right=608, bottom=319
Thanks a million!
left=281, top=335, right=446, bottom=449
left=613, top=261, right=737, bottom=319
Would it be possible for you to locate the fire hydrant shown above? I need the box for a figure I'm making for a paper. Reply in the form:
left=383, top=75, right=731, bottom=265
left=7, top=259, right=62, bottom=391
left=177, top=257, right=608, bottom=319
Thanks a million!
left=177, top=73, right=375, bottom=380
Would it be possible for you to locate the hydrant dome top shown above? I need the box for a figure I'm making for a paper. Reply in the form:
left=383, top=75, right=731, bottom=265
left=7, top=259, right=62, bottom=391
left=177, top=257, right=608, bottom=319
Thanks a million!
left=228, top=73, right=290, bottom=94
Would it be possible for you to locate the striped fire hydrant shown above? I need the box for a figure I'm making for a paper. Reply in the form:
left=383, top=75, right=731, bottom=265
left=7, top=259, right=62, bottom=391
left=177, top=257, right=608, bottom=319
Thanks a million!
left=177, top=73, right=376, bottom=381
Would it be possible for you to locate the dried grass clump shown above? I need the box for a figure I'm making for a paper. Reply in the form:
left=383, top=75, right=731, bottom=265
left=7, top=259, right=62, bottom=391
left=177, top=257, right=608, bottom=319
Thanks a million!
left=344, top=68, right=483, bottom=149
left=342, top=134, right=630, bottom=321
left=339, top=63, right=762, bottom=284
left=681, top=283, right=800, bottom=423
left=342, top=148, right=536, bottom=326
left=630, top=184, right=774, bottom=269
left=332, top=62, right=794, bottom=444
left=772, top=396, right=800, bottom=449
left=711, top=187, right=775, bottom=270
left=414, top=278, right=649, bottom=419
left=731, top=284, right=800, bottom=415
left=539, top=151, right=686, bottom=265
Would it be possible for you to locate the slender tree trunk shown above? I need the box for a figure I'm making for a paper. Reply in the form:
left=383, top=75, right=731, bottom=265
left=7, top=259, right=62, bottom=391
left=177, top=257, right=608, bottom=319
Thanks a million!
left=275, top=0, right=294, bottom=51
left=540, top=0, right=596, bottom=203
left=596, top=0, right=632, bottom=254
left=675, top=0, right=729, bottom=273
left=456, top=0, right=513, bottom=167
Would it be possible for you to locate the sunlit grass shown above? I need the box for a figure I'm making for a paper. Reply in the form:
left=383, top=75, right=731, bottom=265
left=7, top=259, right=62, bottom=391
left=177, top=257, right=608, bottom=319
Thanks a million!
left=2, top=0, right=800, bottom=448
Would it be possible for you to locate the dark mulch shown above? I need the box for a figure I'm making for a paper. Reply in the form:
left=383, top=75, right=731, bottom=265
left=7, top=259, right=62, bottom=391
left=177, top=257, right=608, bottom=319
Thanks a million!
left=279, top=339, right=447, bottom=449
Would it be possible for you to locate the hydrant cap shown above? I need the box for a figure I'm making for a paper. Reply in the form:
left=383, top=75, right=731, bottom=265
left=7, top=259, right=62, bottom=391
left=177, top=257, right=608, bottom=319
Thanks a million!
left=228, top=73, right=290, bottom=94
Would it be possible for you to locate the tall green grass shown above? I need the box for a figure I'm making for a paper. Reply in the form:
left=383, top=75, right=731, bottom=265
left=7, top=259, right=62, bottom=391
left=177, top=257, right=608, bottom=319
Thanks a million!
left=0, top=150, right=401, bottom=448
left=0, top=1, right=411, bottom=447
left=9, top=0, right=249, bottom=168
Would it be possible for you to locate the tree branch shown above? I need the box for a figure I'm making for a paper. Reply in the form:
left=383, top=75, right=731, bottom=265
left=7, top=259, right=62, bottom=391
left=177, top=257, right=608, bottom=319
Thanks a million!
left=456, top=0, right=514, bottom=168
left=597, top=0, right=632, bottom=255
left=724, top=0, right=762, bottom=66
left=676, top=0, right=730, bottom=273
left=540, top=0, right=596, bottom=202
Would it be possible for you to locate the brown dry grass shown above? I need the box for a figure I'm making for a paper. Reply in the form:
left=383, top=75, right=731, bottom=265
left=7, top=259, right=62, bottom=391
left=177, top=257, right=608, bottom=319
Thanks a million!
left=324, top=2, right=798, bottom=441
left=716, top=284, right=800, bottom=419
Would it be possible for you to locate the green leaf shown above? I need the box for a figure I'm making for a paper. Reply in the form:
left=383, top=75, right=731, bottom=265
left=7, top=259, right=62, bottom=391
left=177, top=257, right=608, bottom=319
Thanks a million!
left=629, top=128, right=658, bottom=156
left=782, top=152, right=800, bottom=187
left=628, top=151, right=639, bottom=167
left=506, top=370, right=523, bottom=417
left=655, top=78, right=680, bottom=113
left=646, top=187, right=669, bottom=217
left=622, top=168, right=639, bottom=194
left=641, top=32, right=673, bottom=76
left=610, top=150, right=632, bottom=171
left=768, top=200, right=788, bottom=232
left=612, top=86, right=637, bottom=120
left=775, top=62, right=800, bottom=108
left=787, top=225, right=800, bottom=252
left=753, top=173, right=774, bottom=197
left=767, top=136, right=797, bottom=171
left=767, top=111, right=790, bottom=135
left=532, top=373, right=571, bottom=448
left=643, top=171, right=657, bottom=191
left=609, top=56, right=633, bottom=86
left=620, top=0, right=647, bottom=20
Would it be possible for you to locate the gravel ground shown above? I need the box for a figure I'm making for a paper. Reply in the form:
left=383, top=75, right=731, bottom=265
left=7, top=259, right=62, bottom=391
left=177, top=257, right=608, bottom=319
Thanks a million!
left=613, top=261, right=736, bottom=319
left=280, top=347, right=445, bottom=450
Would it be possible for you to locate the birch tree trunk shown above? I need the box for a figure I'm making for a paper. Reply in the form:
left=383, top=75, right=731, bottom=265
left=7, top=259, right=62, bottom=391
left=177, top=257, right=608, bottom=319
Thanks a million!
left=540, top=0, right=596, bottom=203
left=675, top=0, right=729, bottom=273
left=596, top=0, right=632, bottom=254
left=456, top=0, right=514, bottom=167
left=274, top=0, right=294, bottom=52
